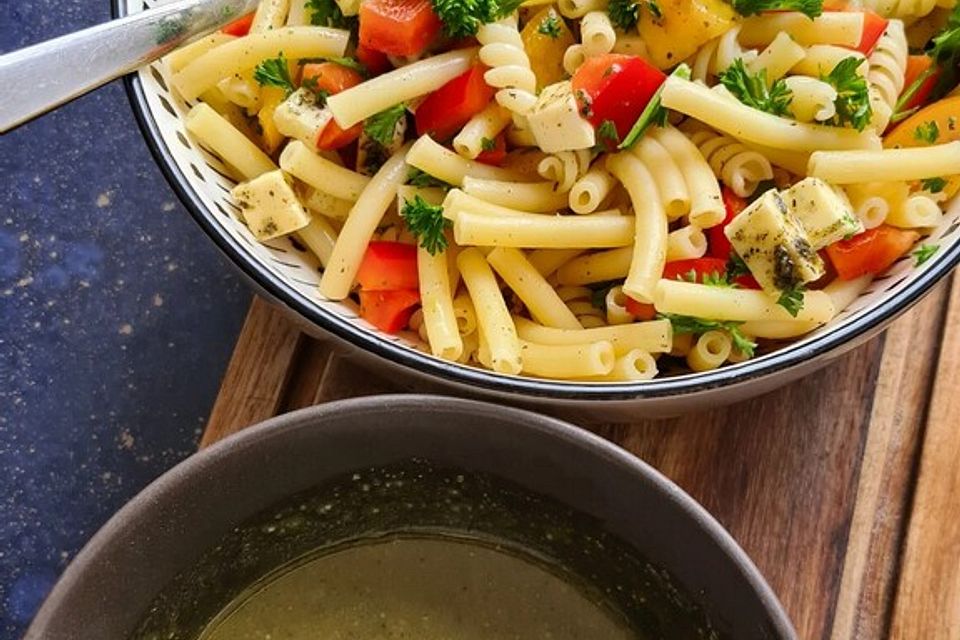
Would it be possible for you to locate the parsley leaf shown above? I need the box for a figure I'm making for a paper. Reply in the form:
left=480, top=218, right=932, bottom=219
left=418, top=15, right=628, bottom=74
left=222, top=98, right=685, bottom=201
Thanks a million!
left=703, top=270, right=737, bottom=288
left=646, top=0, right=663, bottom=18
left=823, top=57, right=872, bottom=131
left=481, top=137, right=497, bottom=152
left=608, top=0, right=640, bottom=29
left=776, top=285, right=805, bottom=317
left=595, top=120, right=620, bottom=151
left=731, top=0, right=822, bottom=18
left=408, top=168, right=452, bottom=189
left=726, top=253, right=751, bottom=283
left=364, top=104, right=407, bottom=146
left=306, top=0, right=356, bottom=29
left=538, top=14, right=562, bottom=38
left=299, top=77, right=330, bottom=104
left=401, top=196, right=451, bottom=256
left=914, top=120, right=940, bottom=143
left=430, top=0, right=525, bottom=38
left=619, top=64, right=691, bottom=150
left=922, top=176, right=947, bottom=193
left=662, top=314, right=757, bottom=358
left=718, top=59, right=793, bottom=117
left=253, top=53, right=296, bottom=96
left=913, top=243, right=939, bottom=266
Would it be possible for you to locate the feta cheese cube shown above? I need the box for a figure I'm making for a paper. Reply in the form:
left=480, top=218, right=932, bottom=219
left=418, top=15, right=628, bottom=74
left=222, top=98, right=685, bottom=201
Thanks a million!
left=527, top=81, right=596, bottom=153
left=231, top=170, right=311, bottom=241
left=781, top=178, right=863, bottom=250
left=725, top=188, right=825, bottom=295
left=273, top=88, right=332, bottom=150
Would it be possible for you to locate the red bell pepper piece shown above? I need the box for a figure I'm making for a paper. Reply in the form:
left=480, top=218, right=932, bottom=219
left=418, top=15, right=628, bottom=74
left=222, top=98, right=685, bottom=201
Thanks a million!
left=571, top=54, right=666, bottom=140
left=825, top=225, right=920, bottom=280
left=708, top=187, right=747, bottom=260
left=356, top=43, right=392, bottom=76
left=624, top=297, right=657, bottom=320
left=475, top=133, right=507, bottom=166
left=415, top=65, right=496, bottom=141
left=221, top=12, right=255, bottom=36
left=359, top=0, right=442, bottom=57
left=356, top=242, right=420, bottom=291
left=302, top=62, right=366, bottom=150
left=853, top=10, right=888, bottom=56
left=359, top=289, right=421, bottom=333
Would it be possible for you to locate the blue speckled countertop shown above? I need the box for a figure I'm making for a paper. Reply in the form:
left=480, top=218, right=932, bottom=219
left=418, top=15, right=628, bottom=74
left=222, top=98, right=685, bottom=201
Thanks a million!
left=1, top=4, right=252, bottom=638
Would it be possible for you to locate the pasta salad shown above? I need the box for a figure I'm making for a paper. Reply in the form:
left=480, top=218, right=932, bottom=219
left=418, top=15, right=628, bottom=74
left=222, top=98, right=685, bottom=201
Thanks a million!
left=166, top=0, right=960, bottom=381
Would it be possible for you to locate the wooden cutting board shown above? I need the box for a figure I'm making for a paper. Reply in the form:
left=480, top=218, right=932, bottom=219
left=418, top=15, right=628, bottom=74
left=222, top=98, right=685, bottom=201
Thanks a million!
left=202, top=275, right=960, bottom=640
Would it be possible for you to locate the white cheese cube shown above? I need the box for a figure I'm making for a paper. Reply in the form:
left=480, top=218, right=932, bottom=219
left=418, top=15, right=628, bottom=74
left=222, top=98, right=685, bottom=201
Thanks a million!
left=273, top=88, right=333, bottom=150
left=231, top=170, right=311, bottom=241
left=781, top=178, right=863, bottom=250
left=527, top=81, right=596, bottom=153
left=725, top=188, right=825, bottom=295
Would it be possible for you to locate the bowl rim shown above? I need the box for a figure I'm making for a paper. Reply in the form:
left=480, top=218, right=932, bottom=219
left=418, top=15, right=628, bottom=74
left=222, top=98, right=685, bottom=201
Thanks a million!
left=26, top=395, right=797, bottom=638
left=113, top=0, right=960, bottom=400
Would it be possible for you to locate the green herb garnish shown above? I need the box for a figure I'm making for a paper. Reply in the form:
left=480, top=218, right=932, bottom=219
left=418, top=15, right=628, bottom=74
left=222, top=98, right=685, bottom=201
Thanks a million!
left=776, top=285, right=805, bottom=317
left=718, top=59, right=793, bottom=117
left=306, top=0, right=357, bottom=29
left=823, top=57, right=872, bottom=131
left=731, top=0, right=822, bottom=18
left=921, top=176, right=947, bottom=193
left=913, top=243, right=939, bottom=265
left=408, top=168, right=452, bottom=189
left=663, top=314, right=757, bottom=357
left=430, top=0, right=525, bottom=38
left=401, top=196, right=451, bottom=256
left=253, top=53, right=295, bottom=96
left=914, top=120, right=940, bottom=144
left=538, top=14, right=562, bottom=38
left=619, top=64, right=691, bottom=150
left=481, top=137, right=497, bottom=152
left=364, top=104, right=407, bottom=146
left=608, top=0, right=640, bottom=29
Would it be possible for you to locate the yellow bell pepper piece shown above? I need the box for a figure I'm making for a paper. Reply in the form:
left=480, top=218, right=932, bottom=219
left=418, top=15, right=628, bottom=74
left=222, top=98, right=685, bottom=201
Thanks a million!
left=638, top=0, right=737, bottom=70
left=521, top=6, right=576, bottom=91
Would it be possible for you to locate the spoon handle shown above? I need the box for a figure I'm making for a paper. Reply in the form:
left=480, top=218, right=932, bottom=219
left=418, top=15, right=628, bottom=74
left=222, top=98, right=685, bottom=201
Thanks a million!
left=0, top=0, right=260, bottom=133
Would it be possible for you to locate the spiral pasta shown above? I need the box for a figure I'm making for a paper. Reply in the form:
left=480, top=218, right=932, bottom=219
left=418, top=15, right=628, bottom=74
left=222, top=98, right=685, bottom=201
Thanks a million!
left=860, top=0, right=950, bottom=22
left=682, top=125, right=775, bottom=197
left=782, top=77, right=839, bottom=122
left=477, top=17, right=538, bottom=119
left=538, top=149, right=594, bottom=193
left=867, top=20, right=908, bottom=131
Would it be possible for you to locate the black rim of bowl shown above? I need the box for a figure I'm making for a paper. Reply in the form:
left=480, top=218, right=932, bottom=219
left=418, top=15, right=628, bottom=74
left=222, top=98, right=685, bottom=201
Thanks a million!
left=112, top=0, right=960, bottom=400
left=27, top=395, right=797, bottom=637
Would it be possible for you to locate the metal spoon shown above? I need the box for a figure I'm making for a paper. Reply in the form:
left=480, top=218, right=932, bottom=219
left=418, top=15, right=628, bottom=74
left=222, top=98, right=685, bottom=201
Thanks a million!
left=0, top=0, right=260, bottom=133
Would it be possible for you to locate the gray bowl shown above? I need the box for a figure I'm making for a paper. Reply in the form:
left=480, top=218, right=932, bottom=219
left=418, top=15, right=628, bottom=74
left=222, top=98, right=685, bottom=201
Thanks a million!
left=26, top=396, right=795, bottom=639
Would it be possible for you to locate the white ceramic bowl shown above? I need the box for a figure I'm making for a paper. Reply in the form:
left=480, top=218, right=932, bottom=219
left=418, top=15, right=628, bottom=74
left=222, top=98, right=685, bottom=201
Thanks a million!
left=115, top=0, right=960, bottom=415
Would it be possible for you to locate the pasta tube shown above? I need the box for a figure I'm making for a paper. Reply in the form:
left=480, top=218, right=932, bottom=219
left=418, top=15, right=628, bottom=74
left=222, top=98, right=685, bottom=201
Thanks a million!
left=605, top=153, right=667, bottom=303
left=654, top=280, right=835, bottom=323
left=407, top=136, right=526, bottom=186
left=457, top=248, right=522, bottom=375
left=185, top=103, right=276, bottom=180
left=807, top=143, right=960, bottom=184
left=520, top=340, right=616, bottom=379
left=319, top=144, right=411, bottom=300
left=173, top=26, right=349, bottom=100
left=513, top=317, right=673, bottom=355
left=660, top=78, right=881, bottom=151
left=280, top=141, right=370, bottom=201
left=454, top=210, right=634, bottom=248
left=487, top=248, right=582, bottom=329
left=418, top=247, right=464, bottom=361
left=328, top=48, right=479, bottom=127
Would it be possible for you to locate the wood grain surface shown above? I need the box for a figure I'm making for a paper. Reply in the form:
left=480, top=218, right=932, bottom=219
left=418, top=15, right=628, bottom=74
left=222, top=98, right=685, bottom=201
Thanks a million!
left=202, top=277, right=959, bottom=640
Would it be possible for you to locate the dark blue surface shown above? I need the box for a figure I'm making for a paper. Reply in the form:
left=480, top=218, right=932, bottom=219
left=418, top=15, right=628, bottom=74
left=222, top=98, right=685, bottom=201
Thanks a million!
left=0, top=4, right=252, bottom=638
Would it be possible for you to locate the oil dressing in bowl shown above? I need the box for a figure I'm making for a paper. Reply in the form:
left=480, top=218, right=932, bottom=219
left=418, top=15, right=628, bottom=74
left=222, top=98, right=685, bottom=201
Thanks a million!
left=201, top=535, right=633, bottom=640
